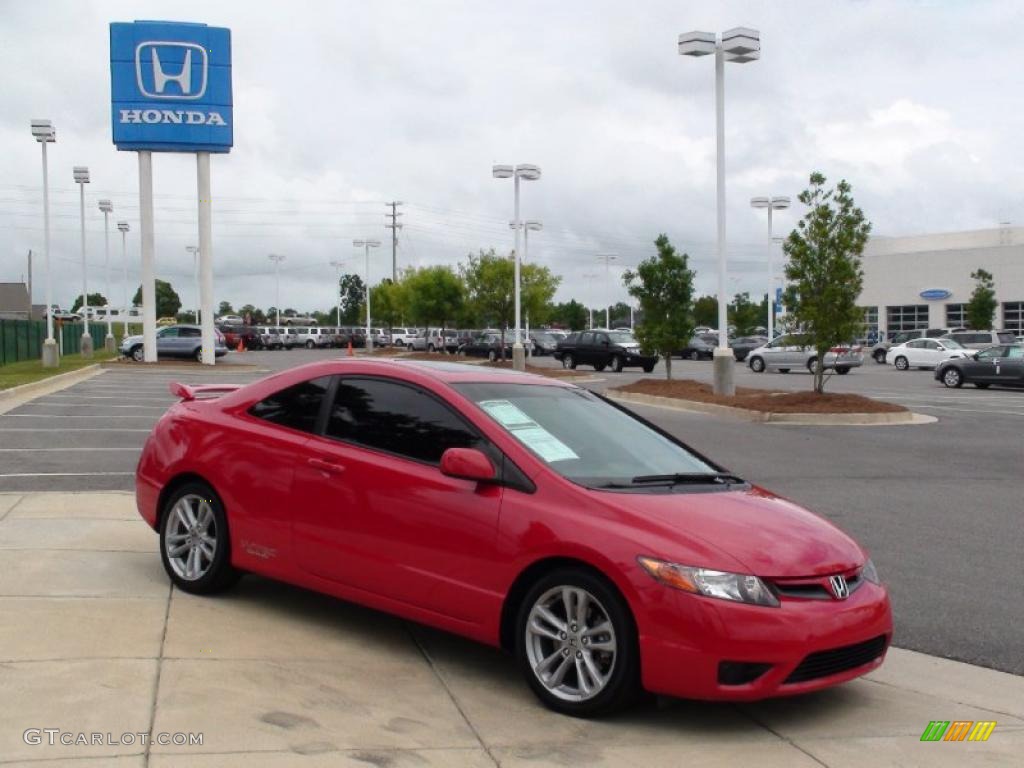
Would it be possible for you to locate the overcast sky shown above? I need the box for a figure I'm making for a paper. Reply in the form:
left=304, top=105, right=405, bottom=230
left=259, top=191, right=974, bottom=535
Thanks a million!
left=2, top=0, right=1022, bottom=314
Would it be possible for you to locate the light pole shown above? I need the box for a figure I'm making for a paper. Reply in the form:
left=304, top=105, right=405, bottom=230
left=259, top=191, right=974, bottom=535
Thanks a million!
left=329, top=260, right=347, bottom=326
left=268, top=254, right=285, bottom=325
left=31, top=120, right=58, bottom=367
left=98, top=200, right=115, bottom=351
left=679, top=26, right=760, bottom=396
left=493, top=163, right=541, bottom=371
left=596, top=253, right=618, bottom=329
left=750, top=196, right=790, bottom=341
left=186, top=246, right=200, bottom=323
left=353, top=240, right=381, bottom=352
left=73, top=166, right=93, bottom=358
left=511, top=220, right=542, bottom=354
left=582, top=271, right=601, bottom=328
left=117, top=221, right=130, bottom=338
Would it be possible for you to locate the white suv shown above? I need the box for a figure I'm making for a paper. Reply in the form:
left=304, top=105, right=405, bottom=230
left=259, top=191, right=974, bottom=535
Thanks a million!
left=390, top=327, right=415, bottom=346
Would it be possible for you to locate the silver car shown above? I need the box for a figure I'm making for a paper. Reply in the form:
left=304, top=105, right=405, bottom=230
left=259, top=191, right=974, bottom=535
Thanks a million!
left=747, top=335, right=863, bottom=375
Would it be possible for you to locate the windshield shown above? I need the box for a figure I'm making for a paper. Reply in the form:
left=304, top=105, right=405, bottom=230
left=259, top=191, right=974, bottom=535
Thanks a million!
left=607, top=331, right=636, bottom=344
left=453, top=383, right=718, bottom=488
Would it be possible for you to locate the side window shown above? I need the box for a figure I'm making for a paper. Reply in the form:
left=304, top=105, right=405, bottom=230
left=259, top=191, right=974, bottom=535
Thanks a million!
left=326, top=378, right=479, bottom=463
left=976, top=347, right=1004, bottom=360
left=1007, top=346, right=1024, bottom=359
left=248, top=376, right=331, bottom=433
left=180, top=327, right=201, bottom=338
left=579, top=332, right=594, bottom=345
left=158, top=327, right=179, bottom=338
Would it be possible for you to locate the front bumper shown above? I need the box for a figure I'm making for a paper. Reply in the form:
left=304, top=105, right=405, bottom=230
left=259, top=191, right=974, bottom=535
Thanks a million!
left=638, top=579, right=893, bottom=701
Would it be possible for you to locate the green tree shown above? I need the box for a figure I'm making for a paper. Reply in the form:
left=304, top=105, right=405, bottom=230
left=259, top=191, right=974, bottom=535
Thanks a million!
left=238, top=304, right=263, bottom=324
left=550, top=300, right=588, bottom=331
left=728, top=292, right=767, bottom=336
left=217, top=300, right=234, bottom=316
left=623, top=234, right=695, bottom=380
left=70, top=292, right=108, bottom=313
left=782, top=172, right=871, bottom=393
left=369, top=279, right=408, bottom=327
left=692, top=295, right=718, bottom=328
left=132, top=279, right=181, bottom=319
left=965, top=269, right=997, bottom=330
left=338, top=273, right=366, bottom=324
left=404, top=265, right=465, bottom=346
left=607, top=301, right=632, bottom=328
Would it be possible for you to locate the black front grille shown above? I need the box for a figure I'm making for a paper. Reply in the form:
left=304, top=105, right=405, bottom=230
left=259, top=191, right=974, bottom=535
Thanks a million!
left=784, top=635, right=887, bottom=684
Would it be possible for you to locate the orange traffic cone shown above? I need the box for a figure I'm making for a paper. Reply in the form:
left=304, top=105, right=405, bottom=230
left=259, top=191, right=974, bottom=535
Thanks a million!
left=347, top=340, right=354, bottom=357
left=237, top=337, right=245, bottom=353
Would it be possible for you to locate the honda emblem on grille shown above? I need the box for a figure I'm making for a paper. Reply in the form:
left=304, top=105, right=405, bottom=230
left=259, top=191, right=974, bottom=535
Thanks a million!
left=829, top=574, right=850, bottom=599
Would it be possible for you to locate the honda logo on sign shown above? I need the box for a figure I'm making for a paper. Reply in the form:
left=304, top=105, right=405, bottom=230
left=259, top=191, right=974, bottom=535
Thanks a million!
left=829, top=575, right=850, bottom=600
left=135, top=42, right=208, bottom=100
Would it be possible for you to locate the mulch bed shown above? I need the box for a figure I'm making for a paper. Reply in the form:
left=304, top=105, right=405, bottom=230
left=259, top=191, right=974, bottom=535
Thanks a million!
left=615, top=378, right=906, bottom=414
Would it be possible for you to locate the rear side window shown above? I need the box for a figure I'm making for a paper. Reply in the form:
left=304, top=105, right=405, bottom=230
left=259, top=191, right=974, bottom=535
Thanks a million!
left=180, top=327, right=201, bottom=338
left=997, top=332, right=1016, bottom=343
left=325, top=378, right=479, bottom=463
left=249, top=377, right=331, bottom=433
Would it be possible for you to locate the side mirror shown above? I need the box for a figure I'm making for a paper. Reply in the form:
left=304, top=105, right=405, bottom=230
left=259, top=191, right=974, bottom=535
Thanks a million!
left=440, top=448, right=496, bottom=483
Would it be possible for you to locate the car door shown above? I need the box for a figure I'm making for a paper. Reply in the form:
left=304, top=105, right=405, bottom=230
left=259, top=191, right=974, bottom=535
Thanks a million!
left=156, top=326, right=181, bottom=356
left=574, top=332, right=594, bottom=364
left=998, top=346, right=1024, bottom=384
left=290, top=376, right=503, bottom=623
left=963, top=346, right=1005, bottom=382
left=178, top=326, right=201, bottom=355
left=903, top=339, right=927, bottom=366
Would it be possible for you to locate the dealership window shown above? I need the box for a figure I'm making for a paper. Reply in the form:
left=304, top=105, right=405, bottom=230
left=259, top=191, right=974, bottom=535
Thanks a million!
left=945, top=303, right=966, bottom=328
left=886, top=305, right=929, bottom=332
left=1003, top=302, right=1024, bottom=334
left=861, top=307, right=878, bottom=336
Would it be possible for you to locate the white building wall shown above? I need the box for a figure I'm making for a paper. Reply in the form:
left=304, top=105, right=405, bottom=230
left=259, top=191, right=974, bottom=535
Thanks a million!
left=859, top=226, right=1024, bottom=335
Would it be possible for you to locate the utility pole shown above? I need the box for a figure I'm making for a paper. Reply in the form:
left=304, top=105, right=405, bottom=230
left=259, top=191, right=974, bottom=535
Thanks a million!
left=384, top=201, right=403, bottom=282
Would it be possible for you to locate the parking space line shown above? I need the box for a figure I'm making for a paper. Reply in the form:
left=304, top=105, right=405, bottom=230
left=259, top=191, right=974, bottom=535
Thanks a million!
left=0, top=414, right=158, bottom=419
left=0, top=472, right=135, bottom=477
left=15, top=403, right=168, bottom=410
left=0, top=428, right=151, bottom=432
left=0, top=448, right=139, bottom=452
left=909, top=404, right=1024, bottom=416
left=39, top=394, right=172, bottom=401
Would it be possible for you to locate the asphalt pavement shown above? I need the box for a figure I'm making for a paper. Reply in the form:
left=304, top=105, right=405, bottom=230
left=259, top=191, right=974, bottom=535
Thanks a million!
left=0, top=348, right=1020, bottom=677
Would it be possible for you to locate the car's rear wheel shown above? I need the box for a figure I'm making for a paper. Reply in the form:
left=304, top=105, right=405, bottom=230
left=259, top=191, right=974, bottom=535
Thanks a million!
left=873, top=349, right=887, bottom=364
left=306, top=340, right=315, bottom=349
left=894, top=356, right=909, bottom=371
left=516, top=568, right=640, bottom=717
left=159, top=482, right=240, bottom=594
left=749, top=356, right=765, bottom=373
left=642, top=363, right=655, bottom=373
left=562, top=353, right=576, bottom=370
left=131, top=345, right=144, bottom=362
left=611, top=355, right=624, bottom=373
left=689, top=350, right=700, bottom=361
left=836, top=366, right=850, bottom=375
left=194, top=348, right=203, bottom=363
left=428, top=344, right=435, bottom=353
left=806, top=357, right=818, bottom=373
left=594, top=363, right=606, bottom=372
left=942, top=368, right=963, bottom=388
left=488, top=350, right=497, bottom=362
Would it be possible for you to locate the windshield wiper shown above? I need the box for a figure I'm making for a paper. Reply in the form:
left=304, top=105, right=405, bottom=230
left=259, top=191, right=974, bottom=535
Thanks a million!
left=629, top=472, right=744, bottom=486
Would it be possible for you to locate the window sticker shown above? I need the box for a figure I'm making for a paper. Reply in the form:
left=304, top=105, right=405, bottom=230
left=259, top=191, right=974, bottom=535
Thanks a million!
left=478, top=399, right=535, bottom=428
left=478, top=400, right=578, bottom=463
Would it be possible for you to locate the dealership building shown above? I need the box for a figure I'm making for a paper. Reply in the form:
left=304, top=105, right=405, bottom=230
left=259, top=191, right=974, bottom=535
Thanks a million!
left=858, top=225, right=1024, bottom=338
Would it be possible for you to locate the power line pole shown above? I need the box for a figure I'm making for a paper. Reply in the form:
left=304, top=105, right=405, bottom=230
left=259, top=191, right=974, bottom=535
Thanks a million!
left=384, top=201, right=403, bottom=282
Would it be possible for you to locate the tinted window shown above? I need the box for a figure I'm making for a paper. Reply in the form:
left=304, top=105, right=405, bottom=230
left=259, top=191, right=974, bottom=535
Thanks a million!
left=579, top=333, right=595, bottom=345
left=249, top=377, right=331, bottom=433
left=977, top=347, right=1005, bottom=359
left=180, top=327, right=201, bottom=338
left=1007, top=346, right=1023, bottom=359
left=158, top=327, right=178, bottom=338
left=997, top=332, right=1017, bottom=344
left=326, top=378, right=479, bottom=463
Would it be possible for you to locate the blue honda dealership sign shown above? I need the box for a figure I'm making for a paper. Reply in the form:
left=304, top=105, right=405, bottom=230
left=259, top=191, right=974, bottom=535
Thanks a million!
left=110, top=21, right=232, bottom=152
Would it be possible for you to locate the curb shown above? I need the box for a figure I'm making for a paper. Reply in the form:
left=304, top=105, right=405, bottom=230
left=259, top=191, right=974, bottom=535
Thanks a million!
left=0, top=364, right=104, bottom=415
left=607, top=390, right=936, bottom=426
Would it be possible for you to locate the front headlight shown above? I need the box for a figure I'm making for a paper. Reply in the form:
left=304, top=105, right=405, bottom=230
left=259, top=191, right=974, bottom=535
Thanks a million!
left=638, top=556, right=779, bottom=607
left=861, top=557, right=881, bottom=585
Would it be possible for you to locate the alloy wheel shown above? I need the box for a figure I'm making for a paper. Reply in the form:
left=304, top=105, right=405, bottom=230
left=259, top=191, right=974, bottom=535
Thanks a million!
left=943, top=368, right=963, bottom=388
left=524, top=585, right=617, bottom=703
left=164, top=494, right=218, bottom=581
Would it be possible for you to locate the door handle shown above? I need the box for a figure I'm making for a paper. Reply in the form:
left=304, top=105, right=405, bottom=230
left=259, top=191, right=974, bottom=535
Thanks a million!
left=308, top=457, right=346, bottom=475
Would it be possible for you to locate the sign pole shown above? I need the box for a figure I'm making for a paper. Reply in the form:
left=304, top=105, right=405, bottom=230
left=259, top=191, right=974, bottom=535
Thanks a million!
left=197, top=151, right=215, bottom=364
left=138, top=150, right=158, bottom=362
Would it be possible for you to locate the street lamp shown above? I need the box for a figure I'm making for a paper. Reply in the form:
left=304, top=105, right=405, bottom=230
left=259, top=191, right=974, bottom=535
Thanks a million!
left=750, top=195, right=790, bottom=341
left=186, top=246, right=200, bottom=323
left=117, top=221, right=130, bottom=338
left=353, top=240, right=381, bottom=352
left=596, top=253, right=619, bottom=329
left=98, top=200, right=115, bottom=351
left=73, top=166, right=92, bottom=357
left=329, top=259, right=347, bottom=327
left=493, top=163, right=541, bottom=371
left=31, top=119, right=58, bottom=367
left=679, top=26, right=760, bottom=396
left=582, top=271, right=601, bottom=329
left=510, top=220, right=543, bottom=353
left=268, top=254, right=286, bottom=325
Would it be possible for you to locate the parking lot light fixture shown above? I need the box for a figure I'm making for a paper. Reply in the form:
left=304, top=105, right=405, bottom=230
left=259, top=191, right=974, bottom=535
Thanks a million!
left=493, top=163, right=542, bottom=371
left=751, top=195, right=790, bottom=341
left=98, top=200, right=115, bottom=351
left=73, top=166, right=93, bottom=357
left=679, top=26, right=760, bottom=396
left=31, top=119, right=58, bottom=366
left=268, top=254, right=286, bottom=326
left=186, top=246, right=200, bottom=323
left=117, top=221, right=130, bottom=337
left=329, top=260, right=346, bottom=326
left=597, top=253, right=618, bottom=329
left=353, top=239, right=381, bottom=351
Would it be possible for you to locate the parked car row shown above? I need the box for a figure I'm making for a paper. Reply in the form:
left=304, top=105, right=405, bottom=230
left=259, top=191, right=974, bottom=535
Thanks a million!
left=674, top=333, right=770, bottom=362
left=869, top=328, right=1015, bottom=363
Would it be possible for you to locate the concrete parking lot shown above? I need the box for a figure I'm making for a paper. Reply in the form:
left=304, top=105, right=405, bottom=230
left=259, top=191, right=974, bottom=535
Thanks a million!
left=0, top=349, right=1021, bottom=765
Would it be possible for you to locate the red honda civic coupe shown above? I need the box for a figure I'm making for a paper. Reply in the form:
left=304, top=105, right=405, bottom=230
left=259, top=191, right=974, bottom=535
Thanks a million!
left=136, top=359, right=892, bottom=716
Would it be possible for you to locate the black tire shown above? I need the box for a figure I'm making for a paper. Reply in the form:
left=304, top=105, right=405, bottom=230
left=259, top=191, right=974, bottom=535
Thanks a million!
left=194, top=347, right=203, bottom=363
left=594, top=363, right=606, bottom=372
left=894, top=356, right=909, bottom=371
left=941, top=367, right=963, bottom=388
left=488, top=350, right=497, bottom=362
left=836, top=366, right=850, bottom=375
left=873, top=349, right=887, bottom=364
left=562, top=353, right=576, bottom=370
left=159, top=481, right=240, bottom=595
left=306, top=340, right=315, bottom=349
left=689, top=350, right=700, bottom=361
left=515, top=568, right=641, bottom=717
left=806, top=357, right=818, bottom=373
left=975, top=382, right=990, bottom=389
left=749, top=356, right=765, bottom=373
left=131, top=345, right=144, bottom=362
left=428, top=344, right=435, bottom=353
left=642, top=363, right=655, bottom=373
left=611, top=355, right=624, bottom=373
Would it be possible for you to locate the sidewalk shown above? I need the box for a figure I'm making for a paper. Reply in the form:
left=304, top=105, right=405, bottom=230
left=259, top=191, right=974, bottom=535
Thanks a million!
left=0, top=491, right=1021, bottom=767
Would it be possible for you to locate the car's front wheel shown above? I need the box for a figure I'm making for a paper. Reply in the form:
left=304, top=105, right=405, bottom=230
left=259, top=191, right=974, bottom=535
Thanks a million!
left=873, top=349, right=887, bottom=364
left=516, top=568, right=640, bottom=717
left=194, top=347, right=203, bottom=363
left=159, top=482, right=240, bottom=594
left=131, top=345, right=144, bottom=362
left=610, top=354, right=624, bottom=373
left=942, top=367, right=963, bottom=388
left=749, top=355, right=765, bottom=373
left=894, top=356, right=909, bottom=371
left=306, top=340, right=315, bottom=349
left=562, top=353, right=576, bottom=370
left=689, top=350, right=700, bottom=361
left=488, top=350, right=497, bottom=362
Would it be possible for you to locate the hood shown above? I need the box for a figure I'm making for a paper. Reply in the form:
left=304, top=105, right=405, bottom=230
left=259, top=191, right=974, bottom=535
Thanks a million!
left=601, top=485, right=863, bottom=577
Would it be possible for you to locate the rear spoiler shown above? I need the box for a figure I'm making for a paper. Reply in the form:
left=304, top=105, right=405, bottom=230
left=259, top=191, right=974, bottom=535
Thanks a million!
left=169, top=382, right=242, bottom=401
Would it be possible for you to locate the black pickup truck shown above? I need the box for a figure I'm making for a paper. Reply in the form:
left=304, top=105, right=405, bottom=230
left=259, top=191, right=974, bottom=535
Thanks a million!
left=554, top=330, right=658, bottom=373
